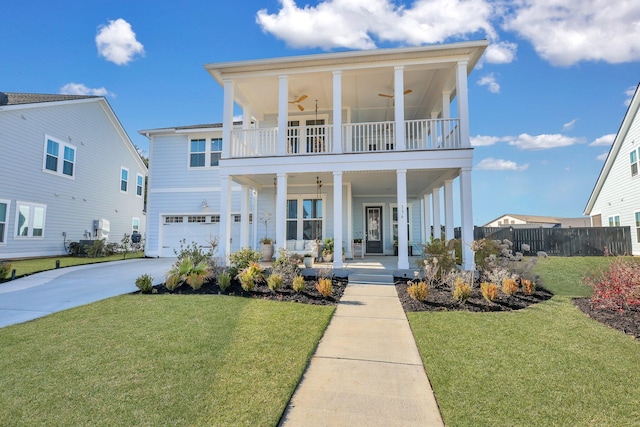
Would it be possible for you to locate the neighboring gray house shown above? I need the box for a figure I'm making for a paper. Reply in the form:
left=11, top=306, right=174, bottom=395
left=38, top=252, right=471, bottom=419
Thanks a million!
left=585, top=83, right=640, bottom=255
left=0, top=92, right=147, bottom=259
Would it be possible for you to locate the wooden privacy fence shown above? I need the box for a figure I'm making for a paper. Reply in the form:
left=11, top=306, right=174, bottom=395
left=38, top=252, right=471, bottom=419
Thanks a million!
left=463, top=227, right=632, bottom=257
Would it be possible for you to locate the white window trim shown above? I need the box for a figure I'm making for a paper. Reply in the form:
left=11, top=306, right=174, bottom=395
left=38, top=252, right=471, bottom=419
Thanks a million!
left=0, top=198, right=10, bottom=245
left=390, top=203, right=413, bottom=243
left=631, top=148, right=639, bottom=177
left=43, top=135, right=76, bottom=179
left=286, top=193, right=326, bottom=241
left=188, top=137, right=223, bottom=170
left=132, top=217, right=140, bottom=233
left=608, top=214, right=620, bottom=227
left=136, top=173, right=144, bottom=198
left=14, top=201, right=47, bottom=239
left=635, top=211, right=640, bottom=243
left=120, top=167, right=129, bottom=193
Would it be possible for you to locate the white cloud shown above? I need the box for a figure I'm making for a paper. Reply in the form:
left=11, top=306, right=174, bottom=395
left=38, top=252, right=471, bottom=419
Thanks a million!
left=471, top=135, right=506, bottom=147
left=60, top=83, right=114, bottom=97
left=589, top=134, right=616, bottom=146
left=96, top=18, right=144, bottom=65
left=562, top=119, right=578, bottom=131
left=476, top=157, right=529, bottom=171
left=596, top=152, right=609, bottom=161
left=625, top=85, right=638, bottom=106
left=256, top=0, right=496, bottom=50
left=484, top=41, right=517, bottom=64
left=507, top=133, right=582, bottom=150
left=503, top=1, right=640, bottom=66
left=477, top=73, right=500, bottom=93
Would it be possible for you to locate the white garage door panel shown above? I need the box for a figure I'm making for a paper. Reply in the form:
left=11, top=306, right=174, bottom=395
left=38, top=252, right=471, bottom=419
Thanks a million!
left=161, top=221, right=219, bottom=257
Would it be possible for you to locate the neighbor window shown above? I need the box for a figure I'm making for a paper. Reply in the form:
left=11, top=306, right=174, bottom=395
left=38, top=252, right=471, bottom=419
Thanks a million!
left=120, top=167, right=129, bottom=192
left=608, top=215, right=620, bottom=227
left=631, top=150, right=638, bottom=177
left=136, top=174, right=144, bottom=197
left=43, top=136, right=75, bottom=178
left=211, top=138, right=222, bottom=166
left=189, top=139, right=206, bottom=167
left=15, top=202, right=46, bottom=238
left=635, top=212, right=640, bottom=243
left=132, top=217, right=140, bottom=232
left=0, top=199, right=9, bottom=244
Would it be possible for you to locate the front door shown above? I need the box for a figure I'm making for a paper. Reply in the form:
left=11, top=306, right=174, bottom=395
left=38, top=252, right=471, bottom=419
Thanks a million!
left=366, top=206, right=383, bottom=254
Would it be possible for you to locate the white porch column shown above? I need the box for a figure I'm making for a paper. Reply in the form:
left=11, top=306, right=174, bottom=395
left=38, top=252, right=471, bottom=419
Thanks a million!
left=423, top=193, right=431, bottom=241
left=219, top=174, right=232, bottom=265
left=460, top=168, right=474, bottom=270
left=346, top=181, right=353, bottom=258
left=444, top=179, right=454, bottom=241
left=394, top=66, right=406, bottom=151
left=432, top=187, right=442, bottom=240
left=240, top=184, right=250, bottom=248
left=333, top=71, right=343, bottom=154
left=456, top=61, right=470, bottom=148
left=242, top=106, right=252, bottom=130
left=441, top=91, right=451, bottom=119
left=222, top=79, right=234, bottom=159
left=252, top=189, right=258, bottom=249
left=333, top=171, right=343, bottom=268
left=275, top=173, right=287, bottom=253
left=397, top=169, right=409, bottom=269
left=277, top=75, right=288, bottom=156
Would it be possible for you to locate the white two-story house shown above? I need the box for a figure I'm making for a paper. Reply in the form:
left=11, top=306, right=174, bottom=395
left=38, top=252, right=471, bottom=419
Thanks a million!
left=0, top=92, right=147, bottom=259
left=143, top=41, right=488, bottom=269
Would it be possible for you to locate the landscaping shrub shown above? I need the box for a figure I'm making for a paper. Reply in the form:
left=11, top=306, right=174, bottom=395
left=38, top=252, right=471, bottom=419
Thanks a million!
left=165, top=256, right=212, bottom=291
left=237, top=262, right=264, bottom=292
left=292, top=275, right=306, bottom=293
left=271, top=248, right=301, bottom=284
left=471, top=239, right=501, bottom=271
left=316, top=278, right=333, bottom=297
left=185, top=261, right=213, bottom=290
left=86, top=239, right=106, bottom=258
left=421, top=237, right=457, bottom=278
left=453, top=278, right=472, bottom=303
left=267, top=273, right=283, bottom=292
left=229, top=248, right=262, bottom=271
left=407, top=280, right=429, bottom=301
left=135, top=274, right=154, bottom=294
left=174, top=238, right=219, bottom=272
left=0, top=262, right=11, bottom=279
left=584, top=258, right=640, bottom=311
left=522, top=279, right=536, bottom=295
left=217, top=271, right=231, bottom=292
left=480, top=282, right=498, bottom=302
left=502, top=277, right=519, bottom=295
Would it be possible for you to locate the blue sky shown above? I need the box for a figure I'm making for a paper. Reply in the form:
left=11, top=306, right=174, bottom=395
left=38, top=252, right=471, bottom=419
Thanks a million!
left=2, top=0, right=639, bottom=226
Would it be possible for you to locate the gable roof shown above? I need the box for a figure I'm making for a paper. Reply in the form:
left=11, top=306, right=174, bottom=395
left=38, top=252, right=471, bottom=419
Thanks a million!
left=483, top=214, right=590, bottom=227
left=584, top=83, right=640, bottom=215
left=0, top=92, right=97, bottom=106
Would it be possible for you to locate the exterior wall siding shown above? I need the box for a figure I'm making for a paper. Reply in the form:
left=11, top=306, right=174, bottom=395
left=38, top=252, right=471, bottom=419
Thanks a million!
left=0, top=99, right=146, bottom=258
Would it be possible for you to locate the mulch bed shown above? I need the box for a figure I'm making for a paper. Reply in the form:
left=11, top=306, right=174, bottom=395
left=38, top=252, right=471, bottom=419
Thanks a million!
left=573, top=298, right=640, bottom=339
left=395, top=278, right=553, bottom=312
left=142, top=276, right=347, bottom=306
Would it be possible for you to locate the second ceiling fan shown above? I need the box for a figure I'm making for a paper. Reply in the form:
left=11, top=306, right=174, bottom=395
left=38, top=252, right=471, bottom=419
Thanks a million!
left=289, top=94, right=308, bottom=111
left=378, top=89, right=413, bottom=99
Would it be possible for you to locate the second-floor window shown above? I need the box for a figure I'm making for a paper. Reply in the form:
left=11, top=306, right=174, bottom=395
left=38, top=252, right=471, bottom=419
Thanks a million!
left=211, top=138, right=222, bottom=166
left=190, top=138, right=222, bottom=168
left=44, top=136, right=75, bottom=178
left=121, top=167, right=129, bottom=192
left=136, top=174, right=144, bottom=197
left=631, top=149, right=638, bottom=177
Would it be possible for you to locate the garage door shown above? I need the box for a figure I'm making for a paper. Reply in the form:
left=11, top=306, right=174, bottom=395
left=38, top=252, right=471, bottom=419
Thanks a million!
left=161, top=215, right=220, bottom=257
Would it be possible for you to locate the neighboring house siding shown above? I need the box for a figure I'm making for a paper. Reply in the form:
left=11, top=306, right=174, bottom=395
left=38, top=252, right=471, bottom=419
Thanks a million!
left=0, top=99, right=146, bottom=258
left=590, top=105, right=640, bottom=255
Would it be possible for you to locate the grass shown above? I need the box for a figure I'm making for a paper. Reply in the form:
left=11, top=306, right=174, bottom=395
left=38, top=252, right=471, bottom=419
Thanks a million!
left=1, top=252, right=144, bottom=278
left=0, top=295, right=334, bottom=426
left=408, top=256, right=640, bottom=427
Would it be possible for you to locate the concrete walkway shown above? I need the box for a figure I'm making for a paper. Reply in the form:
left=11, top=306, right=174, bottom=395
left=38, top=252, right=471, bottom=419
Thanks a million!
left=279, top=273, right=444, bottom=427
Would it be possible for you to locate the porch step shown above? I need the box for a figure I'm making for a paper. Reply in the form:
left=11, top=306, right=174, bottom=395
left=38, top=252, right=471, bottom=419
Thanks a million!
left=348, top=273, right=394, bottom=285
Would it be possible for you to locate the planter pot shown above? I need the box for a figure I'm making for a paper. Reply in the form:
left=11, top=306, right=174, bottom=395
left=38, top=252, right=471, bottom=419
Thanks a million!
left=323, top=253, right=333, bottom=263
left=260, top=243, right=274, bottom=261
left=303, top=257, right=314, bottom=268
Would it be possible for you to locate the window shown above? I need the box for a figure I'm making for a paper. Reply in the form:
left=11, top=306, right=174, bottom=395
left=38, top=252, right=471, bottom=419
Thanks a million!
left=211, top=215, right=220, bottom=223
left=188, top=216, right=206, bottom=223
left=120, top=167, right=129, bottom=192
left=165, top=216, right=184, bottom=223
left=15, top=202, right=46, bottom=238
left=136, top=174, right=144, bottom=197
left=233, top=214, right=242, bottom=223
left=608, top=215, right=620, bottom=227
left=286, top=197, right=323, bottom=240
left=286, top=200, right=298, bottom=240
left=190, top=139, right=206, bottom=167
left=631, top=150, right=638, bottom=177
left=132, top=217, right=140, bottom=232
left=391, top=204, right=412, bottom=243
left=635, top=212, right=640, bottom=243
left=43, top=136, right=75, bottom=178
left=211, top=138, right=222, bottom=166
left=0, top=199, right=9, bottom=244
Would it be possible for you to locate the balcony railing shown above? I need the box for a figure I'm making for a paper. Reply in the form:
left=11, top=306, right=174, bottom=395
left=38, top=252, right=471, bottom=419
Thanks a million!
left=229, top=118, right=461, bottom=158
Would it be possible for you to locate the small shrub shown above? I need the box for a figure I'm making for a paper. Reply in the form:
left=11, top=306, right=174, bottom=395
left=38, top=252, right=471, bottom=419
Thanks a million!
left=135, top=274, right=154, bottom=294
left=472, top=239, right=501, bottom=271
left=453, top=278, right=472, bottom=303
left=165, top=257, right=193, bottom=291
left=316, top=278, right=333, bottom=297
left=267, top=273, right=283, bottom=292
left=422, top=238, right=457, bottom=279
left=68, top=241, right=82, bottom=256
left=0, top=262, right=12, bottom=279
left=185, top=261, right=213, bottom=290
left=229, top=248, right=262, bottom=271
left=217, top=271, right=231, bottom=292
left=521, top=279, right=536, bottom=295
left=105, top=242, right=120, bottom=256
left=292, top=275, right=306, bottom=293
left=86, top=239, right=106, bottom=258
left=407, top=280, right=428, bottom=301
left=480, top=282, right=498, bottom=302
left=502, top=277, right=519, bottom=295
left=585, top=259, right=640, bottom=311
left=272, top=248, right=301, bottom=284
left=237, top=262, right=264, bottom=292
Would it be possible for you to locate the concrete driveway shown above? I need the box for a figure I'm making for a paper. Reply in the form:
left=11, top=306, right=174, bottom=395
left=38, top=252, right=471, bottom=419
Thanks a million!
left=0, top=257, right=175, bottom=328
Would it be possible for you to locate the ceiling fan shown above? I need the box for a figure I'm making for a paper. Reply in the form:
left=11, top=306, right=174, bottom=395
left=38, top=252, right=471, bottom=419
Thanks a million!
left=288, top=94, right=308, bottom=111
left=378, top=89, right=413, bottom=99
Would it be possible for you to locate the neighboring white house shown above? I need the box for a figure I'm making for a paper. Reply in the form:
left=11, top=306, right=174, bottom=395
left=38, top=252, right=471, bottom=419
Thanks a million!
left=584, top=83, right=640, bottom=255
left=142, top=41, right=488, bottom=269
left=484, top=214, right=591, bottom=228
left=0, top=92, right=147, bottom=259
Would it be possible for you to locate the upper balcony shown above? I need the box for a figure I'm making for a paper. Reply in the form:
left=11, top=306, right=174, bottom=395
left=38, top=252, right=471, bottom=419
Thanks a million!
left=229, top=118, right=461, bottom=158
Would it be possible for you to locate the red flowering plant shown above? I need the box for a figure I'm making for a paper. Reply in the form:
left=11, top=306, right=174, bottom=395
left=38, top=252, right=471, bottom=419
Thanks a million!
left=584, top=259, right=640, bottom=311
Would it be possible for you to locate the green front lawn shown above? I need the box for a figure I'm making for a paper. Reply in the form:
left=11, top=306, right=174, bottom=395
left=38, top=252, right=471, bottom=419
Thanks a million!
left=0, top=295, right=333, bottom=426
left=408, top=257, right=640, bottom=426
left=2, top=252, right=144, bottom=278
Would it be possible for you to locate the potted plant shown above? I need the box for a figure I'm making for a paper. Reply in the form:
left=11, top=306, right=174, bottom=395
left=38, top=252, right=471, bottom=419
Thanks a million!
left=322, top=237, right=334, bottom=262
left=260, top=237, right=274, bottom=261
left=303, top=253, right=314, bottom=268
